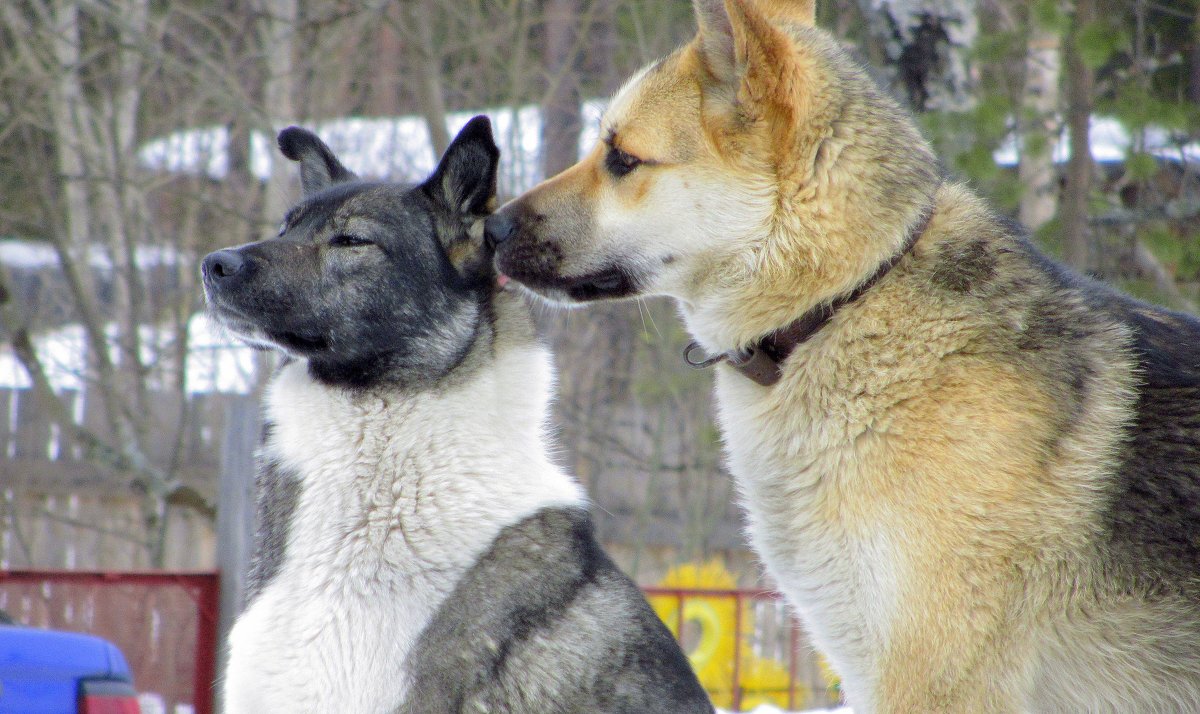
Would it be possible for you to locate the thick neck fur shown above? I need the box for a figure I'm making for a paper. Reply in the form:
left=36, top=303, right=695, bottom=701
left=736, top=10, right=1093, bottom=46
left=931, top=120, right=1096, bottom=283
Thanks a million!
left=678, top=27, right=941, bottom=353
left=226, top=293, right=585, bottom=712
left=263, top=299, right=583, bottom=598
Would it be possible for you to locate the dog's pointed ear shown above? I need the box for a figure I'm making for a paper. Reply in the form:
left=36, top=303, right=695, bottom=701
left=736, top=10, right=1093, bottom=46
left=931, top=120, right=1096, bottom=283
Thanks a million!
left=423, top=115, right=499, bottom=219
left=694, top=0, right=739, bottom=83
left=693, top=0, right=809, bottom=129
left=278, top=127, right=358, bottom=197
left=760, top=0, right=815, bottom=27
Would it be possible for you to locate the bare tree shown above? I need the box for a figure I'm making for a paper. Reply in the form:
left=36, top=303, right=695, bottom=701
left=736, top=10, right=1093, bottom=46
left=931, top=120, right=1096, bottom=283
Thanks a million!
left=0, top=0, right=212, bottom=567
left=854, top=0, right=980, bottom=112
left=1017, top=1, right=1063, bottom=232
left=542, top=0, right=585, bottom=178
left=1060, top=0, right=1097, bottom=272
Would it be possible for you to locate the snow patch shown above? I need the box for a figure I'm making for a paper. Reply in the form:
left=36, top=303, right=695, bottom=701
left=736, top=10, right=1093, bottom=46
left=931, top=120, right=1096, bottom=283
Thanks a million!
left=0, top=313, right=259, bottom=395
left=138, top=103, right=608, bottom=198
left=992, top=116, right=1200, bottom=167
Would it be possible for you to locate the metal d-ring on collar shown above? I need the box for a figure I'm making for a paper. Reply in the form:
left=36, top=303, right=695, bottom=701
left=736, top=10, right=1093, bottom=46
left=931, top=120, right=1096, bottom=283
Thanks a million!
left=683, top=198, right=938, bottom=388
left=682, top=342, right=726, bottom=369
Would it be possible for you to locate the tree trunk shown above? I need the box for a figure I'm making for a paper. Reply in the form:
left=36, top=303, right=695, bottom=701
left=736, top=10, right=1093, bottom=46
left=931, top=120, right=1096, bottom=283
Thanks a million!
left=1191, top=0, right=1200, bottom=107
left=585, top=0, right=622, bottom=95
left=1061, top=0, right=1097, bottom=272
left=402, top=0, right=451, bottom=157
left=541, top=0, right=583, bottom=178
left=1017, top=19, right=1061, bottom=232
left=257, top=0, right=300, bottom=229
left=854, top=0, right=980, bottom=112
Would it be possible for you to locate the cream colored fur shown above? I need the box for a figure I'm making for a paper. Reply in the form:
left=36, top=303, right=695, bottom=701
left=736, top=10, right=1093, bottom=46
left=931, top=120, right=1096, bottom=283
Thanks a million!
left=491, top=0, right=1200, bottom=710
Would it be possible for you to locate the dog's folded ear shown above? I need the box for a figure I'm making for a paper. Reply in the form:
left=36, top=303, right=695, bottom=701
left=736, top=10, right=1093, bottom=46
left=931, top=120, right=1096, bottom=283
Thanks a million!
left=278, top=127, right=359, bottom=197
left=423, top=115, right=500, bottom=219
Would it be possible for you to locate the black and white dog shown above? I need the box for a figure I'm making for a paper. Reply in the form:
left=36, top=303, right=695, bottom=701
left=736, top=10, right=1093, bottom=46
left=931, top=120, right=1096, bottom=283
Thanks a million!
left=202, top=118, right=712, bottom=713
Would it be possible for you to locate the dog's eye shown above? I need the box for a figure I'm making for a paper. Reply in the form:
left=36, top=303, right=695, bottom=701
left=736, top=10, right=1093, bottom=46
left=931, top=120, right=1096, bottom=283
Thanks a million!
left=605, top=146, right=643, bottom=178
left=328, top=234, right=372, bottom=247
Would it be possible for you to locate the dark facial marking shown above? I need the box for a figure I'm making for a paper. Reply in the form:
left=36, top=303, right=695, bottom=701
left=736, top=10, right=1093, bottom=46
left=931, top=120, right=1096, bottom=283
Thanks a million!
left=604, top=144, right=644, bottom=179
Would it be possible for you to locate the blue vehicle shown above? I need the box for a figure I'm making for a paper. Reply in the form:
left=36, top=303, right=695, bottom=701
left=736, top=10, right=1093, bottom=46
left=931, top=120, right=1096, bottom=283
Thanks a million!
left=0, top=610, right=140, bottom=713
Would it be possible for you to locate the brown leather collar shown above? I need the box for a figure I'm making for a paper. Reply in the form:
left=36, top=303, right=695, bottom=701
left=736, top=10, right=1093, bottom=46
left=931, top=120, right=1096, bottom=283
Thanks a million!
left=683, top=200, right=937, bottom=387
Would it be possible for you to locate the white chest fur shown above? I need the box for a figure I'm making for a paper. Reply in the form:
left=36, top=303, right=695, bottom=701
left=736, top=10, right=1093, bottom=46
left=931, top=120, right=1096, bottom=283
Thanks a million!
left=714, top=364, right=902, bottom=694
left=223, top=347, right=584, bottom=714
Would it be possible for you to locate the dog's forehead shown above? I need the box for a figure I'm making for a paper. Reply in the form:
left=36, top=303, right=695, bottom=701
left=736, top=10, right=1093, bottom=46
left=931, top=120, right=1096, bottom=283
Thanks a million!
left=601, top=54, right=702, bottom=160
left=283, top=183, right=426, bottom=235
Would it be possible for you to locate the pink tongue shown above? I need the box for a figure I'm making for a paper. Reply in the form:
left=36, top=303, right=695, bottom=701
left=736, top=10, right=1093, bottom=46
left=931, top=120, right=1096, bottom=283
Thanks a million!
left=496, top=274, right=511, bottom=288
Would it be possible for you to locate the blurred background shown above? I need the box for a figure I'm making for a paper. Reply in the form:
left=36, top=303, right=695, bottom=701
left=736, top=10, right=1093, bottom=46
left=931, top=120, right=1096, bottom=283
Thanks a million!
left=0, top=0, right=1197, bottom=711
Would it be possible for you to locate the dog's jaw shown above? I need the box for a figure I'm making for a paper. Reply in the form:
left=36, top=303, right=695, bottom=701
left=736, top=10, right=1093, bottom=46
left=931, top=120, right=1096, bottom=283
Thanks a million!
left=496, top=256, right=643, bottom=305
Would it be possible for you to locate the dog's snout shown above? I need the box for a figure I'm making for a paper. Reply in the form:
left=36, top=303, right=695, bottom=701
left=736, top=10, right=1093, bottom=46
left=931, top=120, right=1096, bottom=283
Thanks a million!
left=203, top=250, right=246, bottom=280
left=483, top=212, right=517, bottom=248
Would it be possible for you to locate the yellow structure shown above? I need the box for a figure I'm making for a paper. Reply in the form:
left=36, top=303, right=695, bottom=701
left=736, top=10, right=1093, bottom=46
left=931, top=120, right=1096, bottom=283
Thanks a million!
left=647, top=559, right=811, bottom=710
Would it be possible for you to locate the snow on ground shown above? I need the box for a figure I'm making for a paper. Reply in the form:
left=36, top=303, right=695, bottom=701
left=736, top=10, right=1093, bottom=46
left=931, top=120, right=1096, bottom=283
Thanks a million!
left=991, top=115, right=1199, bottom=166
left=137, top=105, right=1199, bottom=198
left=0, top=239, right=179, bottom=271
left=138, top=102, right=608, bottom=198
left=0, top=312, right=259, bottom=394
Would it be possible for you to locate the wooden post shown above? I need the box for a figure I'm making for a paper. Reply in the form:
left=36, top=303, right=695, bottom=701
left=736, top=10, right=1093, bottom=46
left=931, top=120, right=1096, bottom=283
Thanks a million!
left=214, top=396, right=257, bottom=713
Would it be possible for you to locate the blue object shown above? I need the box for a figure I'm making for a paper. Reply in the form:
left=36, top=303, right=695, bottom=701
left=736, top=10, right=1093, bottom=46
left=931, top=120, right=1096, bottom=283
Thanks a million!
left=0, top=623, right=135, bottom=713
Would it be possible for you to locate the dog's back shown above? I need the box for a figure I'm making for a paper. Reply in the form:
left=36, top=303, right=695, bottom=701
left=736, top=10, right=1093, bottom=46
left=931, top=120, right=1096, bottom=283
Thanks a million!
left=207, top=119, right=711, bottom=713
left=1018, top=258, right=1200, bottom=710
left=404, top=508, right=715, bottom=713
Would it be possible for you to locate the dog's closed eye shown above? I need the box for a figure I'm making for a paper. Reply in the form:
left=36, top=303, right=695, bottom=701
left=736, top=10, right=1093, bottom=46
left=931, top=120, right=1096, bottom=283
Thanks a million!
left=328, top=234, right=373, bottom=248
left=605, top=146, right=643, bottom=178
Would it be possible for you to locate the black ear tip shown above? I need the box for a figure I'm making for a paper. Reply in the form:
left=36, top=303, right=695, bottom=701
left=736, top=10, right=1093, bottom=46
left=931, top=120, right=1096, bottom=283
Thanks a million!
left=456, top=115, right=498, bottom=153
left=462, top=115, right=492, bottom=136
left=277, top=126, right=314, bottom=161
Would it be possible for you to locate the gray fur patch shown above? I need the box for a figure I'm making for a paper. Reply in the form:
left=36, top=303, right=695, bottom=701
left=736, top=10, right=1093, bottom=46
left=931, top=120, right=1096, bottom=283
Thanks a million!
left=931, top=238, right=996, bottom=294
left=1103, top=298, right=1200, bottom=590
left=401, top=507, right=713, bottom=713
left=245, top=425, right=303, bottom=604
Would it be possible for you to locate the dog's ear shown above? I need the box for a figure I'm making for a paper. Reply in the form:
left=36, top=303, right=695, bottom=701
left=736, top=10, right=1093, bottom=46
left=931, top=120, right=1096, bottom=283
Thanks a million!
left=278, top=127, right=358, bottom=197
left=758, top=0, right=816, bottom=27
left=693, top=0, right=814, bottom=150
left=423, top=115, right=499, bottom=219
left=694, top=0, right=739, bottom=83
left=424, top=116, right=500, bottom=282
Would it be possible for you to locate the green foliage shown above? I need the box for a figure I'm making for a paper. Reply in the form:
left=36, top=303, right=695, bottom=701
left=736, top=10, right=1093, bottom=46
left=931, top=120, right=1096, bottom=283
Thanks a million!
left=1118, top=278, right=1175, bottom=307
left=1031, top=0, right=1071, bottom=35
left=990, top=175, right=1024, bottom=213
left=1141, top=222, right=1200, bottom=282
left=1023, top=130, right=1050, bottom=160
left=1124, top=152, right=1158, bottom=182
left=1033, top=216, right=1065, bottom=260
left=921, top=93, right=1025, bottom=211
left=1102, top=84, right=1194, bottom=133
left=971, top=30, right=1022, bottom=66
left=957, top=143, right=1001, bottom=183
left=1077, top=19, right=1128, bottom=71
left=971, top=94, right=1014, bottom=143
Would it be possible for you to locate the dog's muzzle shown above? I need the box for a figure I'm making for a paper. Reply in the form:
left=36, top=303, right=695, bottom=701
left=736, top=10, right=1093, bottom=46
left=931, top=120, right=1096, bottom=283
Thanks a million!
left=202, top=249, right=247, bottom=285
left=483, top=212, right=517, bottom=248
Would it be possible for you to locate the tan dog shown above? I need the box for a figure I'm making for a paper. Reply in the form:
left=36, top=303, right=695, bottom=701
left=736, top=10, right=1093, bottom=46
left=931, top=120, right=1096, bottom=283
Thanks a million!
left=485, top=1, right=1200, bottom=711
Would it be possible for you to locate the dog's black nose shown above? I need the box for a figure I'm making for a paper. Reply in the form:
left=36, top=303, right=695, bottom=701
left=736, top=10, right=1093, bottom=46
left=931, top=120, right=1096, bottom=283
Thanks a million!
left=202, top=250, right=245, bottom=280
left=484, top=212, right=517, bottom=248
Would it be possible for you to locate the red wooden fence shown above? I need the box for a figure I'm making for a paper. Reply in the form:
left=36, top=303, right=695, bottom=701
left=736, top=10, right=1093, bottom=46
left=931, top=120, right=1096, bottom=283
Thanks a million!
left=0, top=572, right=834, bottom=713
left=0, top=570, right=218, bottom=714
